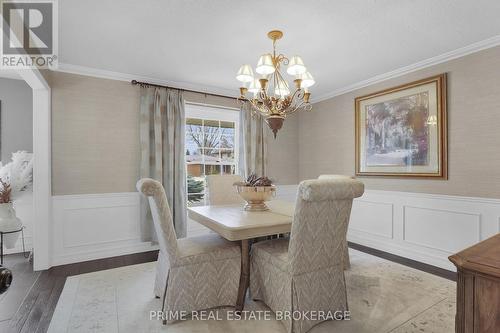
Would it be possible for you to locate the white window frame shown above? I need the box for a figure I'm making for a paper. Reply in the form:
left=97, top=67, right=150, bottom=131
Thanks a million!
left=185, top=102, right=240, bottom=205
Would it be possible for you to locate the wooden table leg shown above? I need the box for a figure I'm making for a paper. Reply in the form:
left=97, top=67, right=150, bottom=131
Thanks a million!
left=235, top=239, right=249, bottom=311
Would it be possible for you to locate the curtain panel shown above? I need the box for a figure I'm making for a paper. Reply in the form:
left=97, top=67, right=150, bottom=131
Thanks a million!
left=139, top=87, right=187, bottom=239
left=238, top=103, right=267, bottom=178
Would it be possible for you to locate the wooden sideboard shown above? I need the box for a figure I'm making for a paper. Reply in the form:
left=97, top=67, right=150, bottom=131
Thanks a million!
left=449, top=233, right=500, bottom=333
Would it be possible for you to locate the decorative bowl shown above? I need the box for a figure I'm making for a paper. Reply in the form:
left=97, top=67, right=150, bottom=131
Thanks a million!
left=235, top=185, right=276, bottom=211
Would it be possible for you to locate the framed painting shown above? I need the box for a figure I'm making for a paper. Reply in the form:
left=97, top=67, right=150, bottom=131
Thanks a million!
left=355, top=74, right=447, bottom=178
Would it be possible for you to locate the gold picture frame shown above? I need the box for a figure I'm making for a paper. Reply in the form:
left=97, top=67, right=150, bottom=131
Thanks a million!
left=355, top=74, right=447, bottom=179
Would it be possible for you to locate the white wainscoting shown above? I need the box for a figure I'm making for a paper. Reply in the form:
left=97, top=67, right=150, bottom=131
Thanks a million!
left=52, top=193, right=158, bottom=266
left=51, top=188, right=500, bottom=271
left=275, top=185, right=500, bottom=271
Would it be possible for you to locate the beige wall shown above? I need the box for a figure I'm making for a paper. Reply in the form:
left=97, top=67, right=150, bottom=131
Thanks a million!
left=49, top=71, right=298, bottom=195
left=300, top=46, right=500, bottom=198
left=267, top=113, right=299, bottom=185
left=49, top=72, right=141, bottom=195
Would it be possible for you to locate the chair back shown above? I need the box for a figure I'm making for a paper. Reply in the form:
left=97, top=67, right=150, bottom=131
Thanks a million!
left=288, top=178, right=364, bottom=275
left=206, top=174, right=244, bottom=205
left=137, top=178, right=178, bottom=263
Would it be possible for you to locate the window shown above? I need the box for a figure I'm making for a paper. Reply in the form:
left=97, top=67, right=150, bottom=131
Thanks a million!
left=185, top=104, right=239, bottom=206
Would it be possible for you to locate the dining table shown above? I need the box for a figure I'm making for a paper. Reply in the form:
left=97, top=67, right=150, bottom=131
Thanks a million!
left=187, top=200, right=295, bottom=311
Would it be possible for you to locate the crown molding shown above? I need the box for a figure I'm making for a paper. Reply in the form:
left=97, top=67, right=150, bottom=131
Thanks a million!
left=55, top=35, right=500, bottom=104
left=55, top=63, right=238, bottom=98
left=312, top=34, right=500, bottom=103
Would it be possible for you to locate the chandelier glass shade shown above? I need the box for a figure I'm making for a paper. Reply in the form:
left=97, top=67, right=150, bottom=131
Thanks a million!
left=236, top=30, right=314, bottom=138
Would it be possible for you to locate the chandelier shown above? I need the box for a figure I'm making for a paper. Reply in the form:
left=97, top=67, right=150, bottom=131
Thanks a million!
left=236, top=30, right=315, bottom=138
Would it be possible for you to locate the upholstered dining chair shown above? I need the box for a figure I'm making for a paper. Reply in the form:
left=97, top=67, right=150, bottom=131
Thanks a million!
left=250, top=178, right=364, bottom=333
left=318, top=174, right=356, bottom=269
left=318, top=174, right=355, bottom=180
left=206, top=174, right=244, bottom=205
left=136, top=178, right=241, bottom=323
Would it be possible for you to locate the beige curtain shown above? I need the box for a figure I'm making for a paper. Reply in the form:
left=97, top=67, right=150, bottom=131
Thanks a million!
left=139, top=87, right=187, bottom=239
left=238, top=103, right=267, bottom=178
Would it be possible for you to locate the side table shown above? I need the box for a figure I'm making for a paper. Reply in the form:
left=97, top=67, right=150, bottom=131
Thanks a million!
left=0, top=227, right=29, bottom=265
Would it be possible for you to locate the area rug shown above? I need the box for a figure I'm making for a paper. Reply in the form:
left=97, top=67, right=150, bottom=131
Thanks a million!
left=48, top=249, right=455, bottom=333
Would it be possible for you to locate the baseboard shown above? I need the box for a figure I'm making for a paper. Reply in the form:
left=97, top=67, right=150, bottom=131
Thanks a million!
left=348, top=241, right=456, bottom=281
left=51, top=241, right=158, bottom=266
left=347, top=231, right=456, bottom=271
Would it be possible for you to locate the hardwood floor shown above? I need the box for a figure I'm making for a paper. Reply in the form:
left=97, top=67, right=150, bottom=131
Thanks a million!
left=5, top=251, right=159, bottom=333
left=349, top=242, right=457, bottom=281
left=0, top=254, right=40, bottom=329
left=2, top=243, right=456, bottom=333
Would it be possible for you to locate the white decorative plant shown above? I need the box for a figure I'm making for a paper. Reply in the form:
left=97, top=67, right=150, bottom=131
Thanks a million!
left=0, top=151, right=34, bottom=204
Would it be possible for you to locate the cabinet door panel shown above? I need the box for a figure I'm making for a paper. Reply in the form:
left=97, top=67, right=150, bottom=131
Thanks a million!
left=475, top=276, right=500, bottom=333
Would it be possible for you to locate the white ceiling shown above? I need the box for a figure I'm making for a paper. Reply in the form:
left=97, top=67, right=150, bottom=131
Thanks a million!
left=58, top=0, right=500, bottom=100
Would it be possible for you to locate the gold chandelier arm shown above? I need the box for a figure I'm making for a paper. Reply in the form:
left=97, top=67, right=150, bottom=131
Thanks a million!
left=289, top=87, right=304, bottom=102
left=284, top=100, right=312, bottom=116
left=275, top=54, right=289, bottom=66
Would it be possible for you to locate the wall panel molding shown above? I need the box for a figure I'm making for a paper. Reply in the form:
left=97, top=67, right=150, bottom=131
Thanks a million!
left=350, top=200, right=394, bottom=239
left=52, top=192, right=157, bottom=266
left=402, top=205, right=481, bottom=254
left=276, top=185, right=500, bottom=271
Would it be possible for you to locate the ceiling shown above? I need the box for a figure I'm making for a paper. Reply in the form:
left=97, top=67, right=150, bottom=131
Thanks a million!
left=58, top=0, right=500, bottom=100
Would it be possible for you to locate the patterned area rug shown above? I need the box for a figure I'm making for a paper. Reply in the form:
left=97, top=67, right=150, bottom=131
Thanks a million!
left=48, top=249, right=455, bottom=333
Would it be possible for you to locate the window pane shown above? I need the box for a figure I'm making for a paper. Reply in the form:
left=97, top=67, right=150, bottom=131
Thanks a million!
left=187, top=174, right=205, bottom=206
left=203, top=120, right=221, bottom=149
left=203, top=148, right=220, bottom=162
left=222, top=164, right=235, bottom=175
left=186, top=148, right=203, bottom=162
left=220, top=122, right=235, bottom=135
left=220, top=135, right=234, bottom=149
left=220, top=149, right=234, bottom=162
left=186, top=119, right=203, bottom=158
left=186, top=134, right=201, bottom=156
left=187, top=175, right=205, bottom=193
left=186, top=119, right=203, bottom=138
left=220, top=121, right=235, bottom=149
left=186, top=147, right=203, bottom=177
left=187, top=163, right=203, bottom=177
left=205, top=164, right=221, bottom=175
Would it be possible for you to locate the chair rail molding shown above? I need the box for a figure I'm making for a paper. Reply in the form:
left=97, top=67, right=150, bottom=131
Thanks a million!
left=275, top=185, right=500, bottom=271
left=52, top=192, right=158, bottom=266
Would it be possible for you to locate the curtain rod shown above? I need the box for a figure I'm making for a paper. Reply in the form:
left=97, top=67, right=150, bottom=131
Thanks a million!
left=130, top=80, right=236, bottom=100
